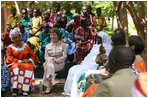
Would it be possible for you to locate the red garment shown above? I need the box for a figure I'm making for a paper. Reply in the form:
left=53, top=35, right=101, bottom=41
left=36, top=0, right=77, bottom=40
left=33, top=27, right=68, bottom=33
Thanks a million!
left=42, top=17, right=53, bottom=28
left=6, top=43, right=37, bottom=92
left=42, top=17, right=50, bottom=24
left=70, top=20, right=81, bottom=30
left=80, top=14, right=94, bottom=26
left=75, top=26, right=95, bottom=61
left=50, top=12, right=57, bottom=23
left=1, top=32, right=12, bottom=48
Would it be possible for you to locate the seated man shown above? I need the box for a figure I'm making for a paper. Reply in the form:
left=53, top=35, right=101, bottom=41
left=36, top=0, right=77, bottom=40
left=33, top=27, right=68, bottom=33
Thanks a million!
left=93, top=46, right=137, bottom=97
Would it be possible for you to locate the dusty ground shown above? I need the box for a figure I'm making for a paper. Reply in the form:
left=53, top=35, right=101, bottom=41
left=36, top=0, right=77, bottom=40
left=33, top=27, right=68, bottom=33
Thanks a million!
left=1, top=78, right=70, bottom=97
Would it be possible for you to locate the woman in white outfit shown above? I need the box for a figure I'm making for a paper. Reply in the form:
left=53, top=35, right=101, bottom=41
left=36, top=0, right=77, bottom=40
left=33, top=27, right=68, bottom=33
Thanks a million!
left=63, top=31, right=112, bottom=97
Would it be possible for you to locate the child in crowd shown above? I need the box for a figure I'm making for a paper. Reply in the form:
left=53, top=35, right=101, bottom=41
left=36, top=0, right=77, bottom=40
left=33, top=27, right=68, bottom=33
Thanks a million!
left=61, top=14, right=68, bottom=29
left=19, top=8, right=32, bottom=31
left=53, top=19, right=66, bottom=41
left=28, top=8, right=34, bottom=19
left=30, top=7, right=42, bottom=37
left=75, top=8, right=81, bottom=14
left=19, top=23, right=30, bottom=43
left=38, top=23, right=51, bottom=65
left=70, top=13, right=81, bottom=30
left=75, top=18, right=95, bottom=64
left=65, top=23, right=76, bottom=63
left=65, top=4, right=73, bottom=22
left=42, top=11, right=53, bottom=28
left=50, top=3, right=61, bottom=23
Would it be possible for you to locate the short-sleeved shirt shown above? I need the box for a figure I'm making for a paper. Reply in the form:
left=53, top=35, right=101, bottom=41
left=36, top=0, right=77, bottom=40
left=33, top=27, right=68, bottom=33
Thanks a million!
left=65, top=12, right=73, bottom=22
left=20, top=30, right=30, bottom=43
left=32, top=16, right=42, bottom=29
left=30, top=16, right=42, bottom=35
left=93, top=15, right=107, bottom=29
left=7, top=14, right=20, bottom=28
left=19, top=16, right=32, bottom=30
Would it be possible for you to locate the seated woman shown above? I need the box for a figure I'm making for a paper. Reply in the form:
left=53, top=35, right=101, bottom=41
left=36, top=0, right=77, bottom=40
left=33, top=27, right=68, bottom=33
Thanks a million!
left=77, top=44, right=109, bottom=93
left=63, top=31, right=112, bottom=97
left=128, top=35, right=146, bottom=74
left=6, top=28, right=37, bottom=96
left=43, top=28, right=67, bottom=94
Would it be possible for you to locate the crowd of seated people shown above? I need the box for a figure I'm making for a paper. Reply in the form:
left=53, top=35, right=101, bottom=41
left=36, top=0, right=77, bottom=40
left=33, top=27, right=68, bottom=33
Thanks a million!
left=1, top=2, right=147, bottom=97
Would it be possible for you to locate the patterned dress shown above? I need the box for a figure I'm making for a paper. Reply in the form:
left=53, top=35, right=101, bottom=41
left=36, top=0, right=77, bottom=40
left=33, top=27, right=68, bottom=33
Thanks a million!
left=6, top=43, right=37, bottom=92
left=75, top=26, right=95, bottom=61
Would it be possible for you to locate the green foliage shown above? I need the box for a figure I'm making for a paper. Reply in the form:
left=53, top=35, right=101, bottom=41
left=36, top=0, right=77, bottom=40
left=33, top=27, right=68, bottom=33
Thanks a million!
left=129, top=22, right=136, bottom=30
left=38, top=1, right=92, bottom=13
left=92, top=1, right=116, bottom=18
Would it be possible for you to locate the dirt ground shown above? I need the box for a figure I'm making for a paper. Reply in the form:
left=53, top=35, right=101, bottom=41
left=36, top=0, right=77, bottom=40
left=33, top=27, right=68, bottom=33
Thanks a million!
left=1, top=78, right=70, bottom=97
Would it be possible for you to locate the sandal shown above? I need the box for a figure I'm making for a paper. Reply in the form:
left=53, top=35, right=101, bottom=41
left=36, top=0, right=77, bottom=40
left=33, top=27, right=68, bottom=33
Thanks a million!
left=23, top=92, right=28, bottom=96
left=12, top=93, right=17, bottom=96
left=44, top=88, right=51, bottom=94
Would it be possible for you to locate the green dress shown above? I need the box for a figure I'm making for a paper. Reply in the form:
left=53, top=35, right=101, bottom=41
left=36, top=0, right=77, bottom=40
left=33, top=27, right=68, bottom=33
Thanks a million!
left=38, top=31, right=51, bottom=64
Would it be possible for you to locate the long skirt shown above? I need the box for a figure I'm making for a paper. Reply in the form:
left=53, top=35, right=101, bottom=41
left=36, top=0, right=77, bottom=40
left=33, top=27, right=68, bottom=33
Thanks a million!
left=9, top=63, right=35, bottom=92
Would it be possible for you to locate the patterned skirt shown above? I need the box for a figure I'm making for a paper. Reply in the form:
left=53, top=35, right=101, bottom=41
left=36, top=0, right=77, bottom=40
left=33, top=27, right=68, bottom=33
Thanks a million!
left=9, top=63, right=35, bottom=92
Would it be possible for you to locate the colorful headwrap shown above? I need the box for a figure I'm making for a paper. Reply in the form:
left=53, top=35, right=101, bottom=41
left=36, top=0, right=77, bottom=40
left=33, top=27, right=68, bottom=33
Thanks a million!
left=9, top=27, right=20, bottom=41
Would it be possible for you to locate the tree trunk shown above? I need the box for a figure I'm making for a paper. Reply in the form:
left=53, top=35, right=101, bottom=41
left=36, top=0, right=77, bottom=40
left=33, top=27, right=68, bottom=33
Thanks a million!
left=112, top=16, right=114, bottom=31
left=113, top=1, right=129, bottom=42
left=125, top=1, right=147, bottom=65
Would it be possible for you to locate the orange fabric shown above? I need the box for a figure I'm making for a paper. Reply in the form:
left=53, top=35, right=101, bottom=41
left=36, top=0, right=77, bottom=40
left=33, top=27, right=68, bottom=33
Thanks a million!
left=9, top=63, right=35, bottom=91
left=82, top=83, right=99, bottom=97
left=135, top=60, right=146, bottom=72
left=6, top=44, right=37, bottom=92
left=6, top=44, right=37, bottom=67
